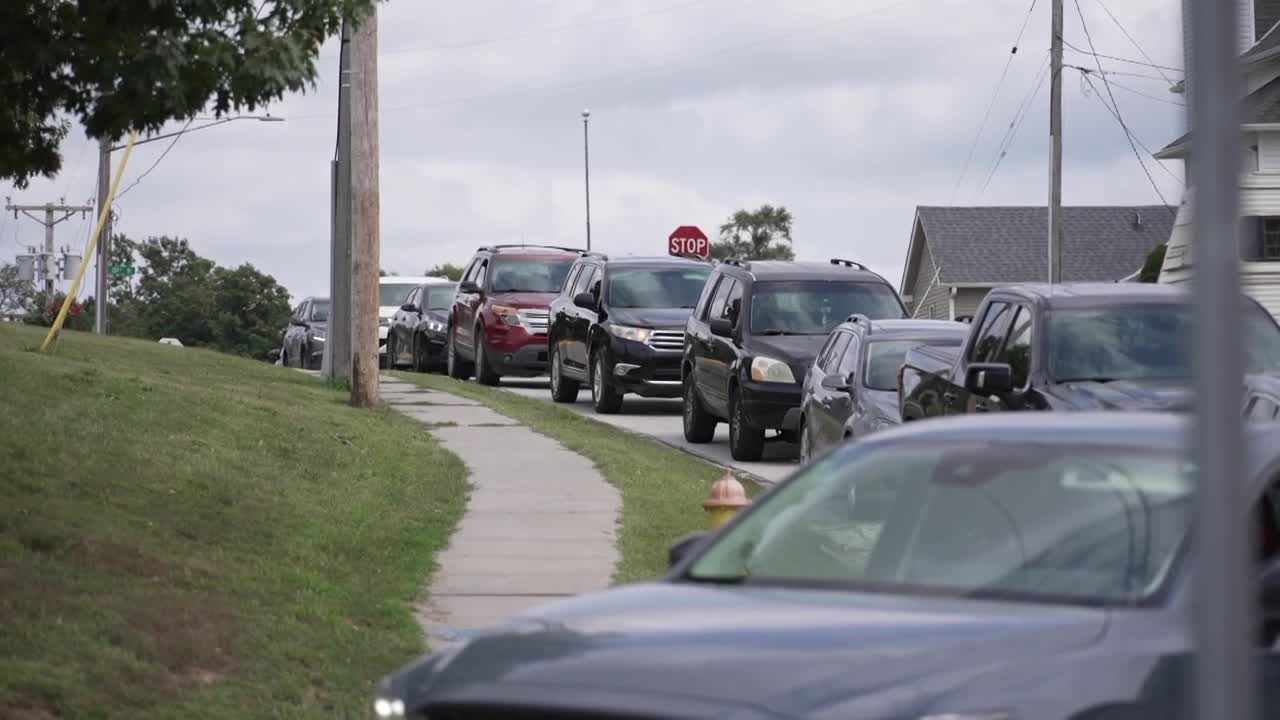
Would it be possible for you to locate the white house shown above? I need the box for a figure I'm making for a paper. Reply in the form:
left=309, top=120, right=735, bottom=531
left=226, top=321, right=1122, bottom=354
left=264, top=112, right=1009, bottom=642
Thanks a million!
left=1157, top=0, right=1280, bottom=315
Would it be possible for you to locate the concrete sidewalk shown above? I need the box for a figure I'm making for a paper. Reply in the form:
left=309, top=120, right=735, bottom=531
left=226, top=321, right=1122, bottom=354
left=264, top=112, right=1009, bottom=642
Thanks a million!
left=378, top=374, right=621, bottom=645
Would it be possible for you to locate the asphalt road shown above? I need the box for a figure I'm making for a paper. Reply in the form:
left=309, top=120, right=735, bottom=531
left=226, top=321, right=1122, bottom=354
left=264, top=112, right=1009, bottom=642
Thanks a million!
left=497, top=378, right=798, bottom=484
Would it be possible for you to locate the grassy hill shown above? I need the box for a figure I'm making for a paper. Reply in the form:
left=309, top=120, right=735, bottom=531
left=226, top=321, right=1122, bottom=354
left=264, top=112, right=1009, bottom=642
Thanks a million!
left=0, top=324, right=467, bottom=719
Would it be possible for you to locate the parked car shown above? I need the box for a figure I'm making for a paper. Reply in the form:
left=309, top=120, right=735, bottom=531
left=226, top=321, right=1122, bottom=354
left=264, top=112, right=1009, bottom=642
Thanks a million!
left=281, top=296, right=329, bottom=370
left=681, top=258, right=908, bottom=461
left=379, top=276, right=437, bottom=368
left=446, top=245, right=582, bottom=385
left=386, top=278, right=458, bottom=372
left=547, top=253, right=712, bottom=412
left=798, top=316, right=967, bottom=463
left=899, top=282, right=1280, bottom=420
left=375, top=411, right=1280, bottom=719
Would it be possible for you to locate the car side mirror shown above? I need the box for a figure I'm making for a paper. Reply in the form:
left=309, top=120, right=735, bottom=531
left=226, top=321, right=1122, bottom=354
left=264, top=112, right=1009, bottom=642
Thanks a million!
left=573, top=292, right=598, bottom=310
left=821, top=373, right=852, bottom=392
left=459, top=280, right=481, bottom=294
left=400, top=303, right=418, bottom=312
left=668, top=531, right=710, bottom=569
left=965, top=362, right=1013, bottom=395
left=709, top=318, right=733, bottom=338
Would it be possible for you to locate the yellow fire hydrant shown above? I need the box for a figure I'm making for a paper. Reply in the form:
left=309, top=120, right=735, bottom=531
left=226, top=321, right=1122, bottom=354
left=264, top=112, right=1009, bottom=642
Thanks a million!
left=703, top=470, right=750, bottom=529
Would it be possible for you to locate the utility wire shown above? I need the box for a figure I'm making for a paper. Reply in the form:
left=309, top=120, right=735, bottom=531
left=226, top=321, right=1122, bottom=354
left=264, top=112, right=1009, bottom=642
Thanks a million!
left=949, top=0, right=1040, bottom=205
left=1073, top=69, right=1180, bottom=182
left=1092, top=0, right=1178, bottom=86
left=1106, top=77, right=1186, bottom=107
left=1072, top=0, right=1179, bottom=217
left=1062, top=39, right=1182, bottom=74
left=115, top=119, right=195, bottom=200
left=978, top=52, right=1051, bottom=198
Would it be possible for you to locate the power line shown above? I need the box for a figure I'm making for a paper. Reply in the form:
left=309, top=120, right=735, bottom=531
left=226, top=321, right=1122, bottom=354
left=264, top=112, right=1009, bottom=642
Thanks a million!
left=978, top=52, right=1051, bottom=198
left=1072, top=1, right=1178, bottom=217
left=949, top=0, right=1040, bottom=205
left=1092, top=0, right=1177, bottom=86
left=1062, top=39, right=1182, bottom=73
left=290, top=0, right=916, bottom=120
left=115, top=119, right=195, bottom=200
left=1072, top=69, right=1179, bottom=181
left=1106, top=76, right=1186, bottom=107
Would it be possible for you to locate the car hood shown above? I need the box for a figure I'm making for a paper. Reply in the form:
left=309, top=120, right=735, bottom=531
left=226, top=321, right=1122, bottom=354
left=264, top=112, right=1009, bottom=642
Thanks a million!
left=423, top=309, right=449, bottom=324
left=379, top=305, right=398, bottom=319
left=382, top=582, right=1106, bottom=717
left=487, top=291, right=558, bottom=309
left=1049, top=379, right=1192, bottom=411
left=607, top=306, right=693, bottom=329
left=748, top=334, right=830, bottom=364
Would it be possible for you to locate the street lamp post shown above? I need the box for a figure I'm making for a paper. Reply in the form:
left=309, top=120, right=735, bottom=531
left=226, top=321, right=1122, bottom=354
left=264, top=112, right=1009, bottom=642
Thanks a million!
left=94, top=114, right=284, bottom=334
left=582, top=108, right=592, bottom=252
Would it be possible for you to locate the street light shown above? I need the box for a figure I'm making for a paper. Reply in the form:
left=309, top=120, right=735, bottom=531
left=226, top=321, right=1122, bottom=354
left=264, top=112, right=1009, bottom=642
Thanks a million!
left=94, top=113, right=285, bottom=334
left=582, top=108, right=591, bottom=252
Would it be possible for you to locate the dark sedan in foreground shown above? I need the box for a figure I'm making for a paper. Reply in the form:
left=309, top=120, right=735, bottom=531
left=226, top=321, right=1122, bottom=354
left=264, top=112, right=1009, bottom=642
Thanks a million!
left=376, top=413, right=1280, bottom=719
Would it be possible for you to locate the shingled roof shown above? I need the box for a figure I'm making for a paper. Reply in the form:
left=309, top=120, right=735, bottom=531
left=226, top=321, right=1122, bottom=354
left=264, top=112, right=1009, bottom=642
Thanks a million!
left=906, top=206, right=1175, bottom=286
left=1156, top=75, right=1280, bottom=157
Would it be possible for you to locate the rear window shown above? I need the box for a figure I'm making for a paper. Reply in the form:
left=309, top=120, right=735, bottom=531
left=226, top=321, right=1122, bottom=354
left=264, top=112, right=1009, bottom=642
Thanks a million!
left=864, top=337, right=962, bottom=390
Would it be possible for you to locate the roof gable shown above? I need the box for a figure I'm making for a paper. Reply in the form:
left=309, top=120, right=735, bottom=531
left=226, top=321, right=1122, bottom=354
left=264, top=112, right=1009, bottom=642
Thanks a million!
left=914, top=206, right=1174, bottom=285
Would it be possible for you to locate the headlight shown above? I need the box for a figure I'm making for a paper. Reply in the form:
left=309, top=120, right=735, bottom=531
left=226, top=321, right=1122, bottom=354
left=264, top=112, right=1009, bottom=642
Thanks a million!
left=373, top=697, right=405, bottom=717
left=427, top=320, right=445, bottom=333
left=750, top=356, right=796, bottom=384
left=608, top=324, right=651, bottom=342
left=490, top=304, right=521, bottom=326
left=313, top=334, right=326, bottom=342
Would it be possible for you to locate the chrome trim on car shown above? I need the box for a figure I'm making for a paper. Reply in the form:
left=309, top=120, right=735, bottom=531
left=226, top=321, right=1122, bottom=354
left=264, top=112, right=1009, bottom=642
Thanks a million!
left=646, top=329, right=684, bottom=351
left=516, top=308, right=550, bottom=335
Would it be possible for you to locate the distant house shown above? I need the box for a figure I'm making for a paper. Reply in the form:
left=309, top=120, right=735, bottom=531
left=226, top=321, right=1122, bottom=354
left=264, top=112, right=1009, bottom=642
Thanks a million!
left=899, top=206, right=1174, bottom=320
left=1156, top=0, right=1280, bottom=317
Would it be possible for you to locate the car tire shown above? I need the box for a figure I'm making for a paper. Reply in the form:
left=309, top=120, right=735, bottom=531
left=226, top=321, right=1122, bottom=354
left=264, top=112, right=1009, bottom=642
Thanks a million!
left=446, top=329, right=473, bottom=380
left=798, top=416, right=811, bottom=465
left=590, top=351, right=623, bottom=414
left=386, top=335, right=399, bottom=370
left=728, top=386, right=765, bottom=462
left=474, top=328, right=502, bottom=386
left=549, top=345, right=580, bottom=403
left=411, top=335, right=428, bottom=373
left=682, top=376, right=717, bottom=444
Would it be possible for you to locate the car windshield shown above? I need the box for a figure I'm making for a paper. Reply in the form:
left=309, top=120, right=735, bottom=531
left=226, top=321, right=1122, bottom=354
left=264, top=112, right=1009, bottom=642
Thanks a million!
left=423, top=286, right=456, bottom=310
left=490, top=259, right=574, bottom=293
left=607, top=267, right=710, bottom=308
left=750, top=281, right=906, bottom=335
left=1048, top=302, right=1280, bottom=383
left=687, top=442, right=1193, bottom=606
left=863, top=337, right=962, bottom=390
left=310, top=300, right=330, bottom=322
left=379, top=283, right=418, bottom=307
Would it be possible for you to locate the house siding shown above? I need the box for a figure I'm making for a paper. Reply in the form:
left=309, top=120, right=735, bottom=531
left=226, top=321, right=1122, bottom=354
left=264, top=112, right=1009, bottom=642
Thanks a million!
left=954, top=288, right=989, bottom=318
left=906, top=234, right=950, bottom=319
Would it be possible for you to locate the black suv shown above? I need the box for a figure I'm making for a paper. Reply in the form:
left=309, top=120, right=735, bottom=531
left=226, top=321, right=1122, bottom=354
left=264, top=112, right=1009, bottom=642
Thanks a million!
left=547, top=253, right=712, bottom=412
left=681, top=258, right=908, bottom=461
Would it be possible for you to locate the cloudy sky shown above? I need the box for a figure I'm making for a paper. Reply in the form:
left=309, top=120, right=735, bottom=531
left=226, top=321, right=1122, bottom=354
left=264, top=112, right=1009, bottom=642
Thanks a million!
left=2, top=0, right=1185, bottom=303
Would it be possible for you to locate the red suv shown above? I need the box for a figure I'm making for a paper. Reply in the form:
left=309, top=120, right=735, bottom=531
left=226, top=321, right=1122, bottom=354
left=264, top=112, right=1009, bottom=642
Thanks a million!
left=446, top=245, right=582, bottom=385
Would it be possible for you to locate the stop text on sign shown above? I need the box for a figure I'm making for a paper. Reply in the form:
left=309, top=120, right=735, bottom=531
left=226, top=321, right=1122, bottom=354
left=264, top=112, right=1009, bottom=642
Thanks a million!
left=668, top=225, right=709, bottom=258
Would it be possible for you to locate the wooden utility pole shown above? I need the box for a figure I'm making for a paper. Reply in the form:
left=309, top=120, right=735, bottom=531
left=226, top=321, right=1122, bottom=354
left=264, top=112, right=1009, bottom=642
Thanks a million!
left=1048, top=0, right=1064, bottom=283
left=95, top=139, right=113, bottom=333
left=348, top=6, right=381, bottom=407
left=324, top=20, right=354, bottom=382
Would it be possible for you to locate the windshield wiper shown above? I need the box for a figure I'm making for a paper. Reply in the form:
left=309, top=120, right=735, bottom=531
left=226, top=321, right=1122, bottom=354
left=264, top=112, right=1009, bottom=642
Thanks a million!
left=759, top=328, right=797, bottom=336
left=1056, top=377, right=1120, bottom=384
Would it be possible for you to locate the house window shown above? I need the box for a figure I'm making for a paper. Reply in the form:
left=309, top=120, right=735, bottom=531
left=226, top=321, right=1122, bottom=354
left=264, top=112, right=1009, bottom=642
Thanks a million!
left=1264, top=218, right=1280, bottom=260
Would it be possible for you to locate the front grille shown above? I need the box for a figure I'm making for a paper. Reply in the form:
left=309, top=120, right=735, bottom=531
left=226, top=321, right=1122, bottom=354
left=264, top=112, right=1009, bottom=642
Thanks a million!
left=518, top=309, right=550, bottom=335
left=646, top=330, right=684, bottom=351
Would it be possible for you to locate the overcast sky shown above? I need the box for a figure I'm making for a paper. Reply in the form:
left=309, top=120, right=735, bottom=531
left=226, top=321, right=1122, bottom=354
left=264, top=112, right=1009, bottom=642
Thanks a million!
left=2, top=0, right=1185, bottom=303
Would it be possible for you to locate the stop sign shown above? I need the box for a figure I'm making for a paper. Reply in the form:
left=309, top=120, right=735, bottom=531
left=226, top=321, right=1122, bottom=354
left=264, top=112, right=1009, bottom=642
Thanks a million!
left=668, top=225, right=709, bottom=258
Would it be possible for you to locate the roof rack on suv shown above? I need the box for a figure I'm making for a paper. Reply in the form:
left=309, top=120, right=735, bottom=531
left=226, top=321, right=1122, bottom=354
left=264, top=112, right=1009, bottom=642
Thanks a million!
left=830, top=258, right=868, bottom=270
left=845, top=313, right=873, bottom=333
left=477, top=244, right=586, bottom=254
left=721, top=258, right=751, bottom=270
left=581, top=250, right=609, bottom=260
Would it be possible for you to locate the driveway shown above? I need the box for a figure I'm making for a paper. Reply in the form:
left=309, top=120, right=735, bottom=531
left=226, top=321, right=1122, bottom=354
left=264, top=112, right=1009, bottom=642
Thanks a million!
left=497, top=379, right=797, bottom=484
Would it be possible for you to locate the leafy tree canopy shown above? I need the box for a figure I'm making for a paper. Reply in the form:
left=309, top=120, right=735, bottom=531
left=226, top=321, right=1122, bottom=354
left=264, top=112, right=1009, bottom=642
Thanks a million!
left=0, top=263, right=36, bottom=317
left=0, top=0, right=377, bottom=188
left=711, top=204, right=795, bottom=261
left=425, top=263, right=464, bottom=281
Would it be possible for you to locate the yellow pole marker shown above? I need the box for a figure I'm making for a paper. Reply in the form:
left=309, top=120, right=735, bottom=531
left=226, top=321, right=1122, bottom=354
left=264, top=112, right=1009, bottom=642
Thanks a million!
left=41, top=130, right=139, bottom=353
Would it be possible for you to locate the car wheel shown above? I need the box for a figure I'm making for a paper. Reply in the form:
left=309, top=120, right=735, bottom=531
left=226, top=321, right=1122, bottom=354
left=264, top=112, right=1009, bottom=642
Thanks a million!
left=410, top=335, right=426, bottom=373
left=446, top=329, right=473, bottom=380
left=549, top=345, right=580, bottom=403
left=728, top=386, right=765, bottom=462
left=386, top=335, right=398, bottom=370
left=591, top=352, right=623, bottom=414
left=799, top=417, right=811, bottom=465
left=682, top=376, right=717, bottom=443
left=474, top=328, right=501, bottom=386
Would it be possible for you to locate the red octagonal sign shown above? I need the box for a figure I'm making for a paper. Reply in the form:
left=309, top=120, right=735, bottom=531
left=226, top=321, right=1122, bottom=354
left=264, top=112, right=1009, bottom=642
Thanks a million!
left=668, top=225, right=709, bottom=258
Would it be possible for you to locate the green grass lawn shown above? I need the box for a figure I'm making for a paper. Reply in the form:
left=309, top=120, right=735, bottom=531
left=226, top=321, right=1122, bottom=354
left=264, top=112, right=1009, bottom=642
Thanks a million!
left=0, top=325, right=468, bottom=719
left=392, top=372, right=763, bottom=584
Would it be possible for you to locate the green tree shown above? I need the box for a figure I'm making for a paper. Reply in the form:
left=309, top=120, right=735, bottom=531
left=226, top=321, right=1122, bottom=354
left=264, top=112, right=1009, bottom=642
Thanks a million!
left=1138, top=243, right=1167, bottom=283
left=425, top=263, right=464, bottom=281
left=711, top=204, right=795, bottom=261
left=0, top=0, right=377, bottom=188
left=0, top=262, right=35, bottom=317
left=209, top=263, right=293, bottom=360
left=133, top=237, right=218, bottom=346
